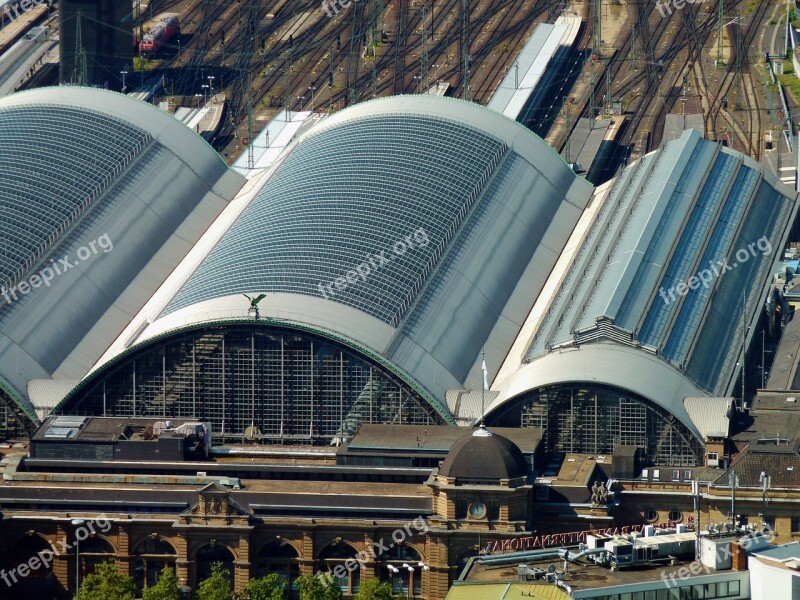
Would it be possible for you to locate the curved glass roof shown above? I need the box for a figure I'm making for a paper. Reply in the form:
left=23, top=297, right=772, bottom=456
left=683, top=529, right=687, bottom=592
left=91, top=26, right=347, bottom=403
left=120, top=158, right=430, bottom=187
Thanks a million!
left=100, top=95, right=591, bottom=408
left=0, top=104, right=152, bottom=289
left=166, top=114, right=508, bottom=325
left=0, top=87, right=245, bottom=429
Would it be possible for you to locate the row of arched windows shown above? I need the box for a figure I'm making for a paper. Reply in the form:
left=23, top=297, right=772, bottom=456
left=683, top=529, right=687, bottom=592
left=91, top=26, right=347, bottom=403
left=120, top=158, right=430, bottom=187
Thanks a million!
left=4, top=535, right=427, bottom=597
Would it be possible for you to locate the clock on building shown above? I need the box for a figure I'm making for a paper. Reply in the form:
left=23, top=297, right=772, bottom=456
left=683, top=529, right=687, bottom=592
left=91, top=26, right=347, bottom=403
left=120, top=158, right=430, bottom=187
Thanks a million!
left=468, top=501, right=487, bottom=519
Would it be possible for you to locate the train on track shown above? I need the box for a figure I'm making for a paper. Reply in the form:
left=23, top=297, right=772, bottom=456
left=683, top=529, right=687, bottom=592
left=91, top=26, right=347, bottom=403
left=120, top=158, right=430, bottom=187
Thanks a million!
left=138, top=13, right=180, bottom=55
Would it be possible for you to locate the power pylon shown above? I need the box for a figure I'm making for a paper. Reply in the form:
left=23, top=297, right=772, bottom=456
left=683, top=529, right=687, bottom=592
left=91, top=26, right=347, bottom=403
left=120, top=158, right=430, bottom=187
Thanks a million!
left=460, top=0, right=470, bottom=100
left=247, top=99, right=254, bottom=169
left=717, top=0, right=724, bottom=67
left=73, top=9, right=88, bottom=86
left=421, top=4, right=429, bottom=92
left=592, top=0, right=601, bottom=56
left=284, top=49, right=292, bottom=121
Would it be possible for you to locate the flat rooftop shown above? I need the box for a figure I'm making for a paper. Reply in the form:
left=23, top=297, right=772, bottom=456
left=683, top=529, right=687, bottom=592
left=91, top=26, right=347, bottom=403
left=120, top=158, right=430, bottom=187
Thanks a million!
left=765, top=311, right=800, bottom=391
left=31, top=416, right=205, bottom=443
left=464, top=554, right=722, bottom=591
left=752, top=542, right=800, bottom=562
left=343, top=425, right=542, bottom=454
left=731, top=402, right=800, bottom=445
left=662, top=113, right=705, bottom=145
left=751, top=389, right=800, bottom=411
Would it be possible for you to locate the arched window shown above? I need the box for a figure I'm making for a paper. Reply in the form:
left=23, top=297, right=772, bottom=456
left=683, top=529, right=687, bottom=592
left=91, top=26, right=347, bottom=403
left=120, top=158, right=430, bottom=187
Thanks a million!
left=133, top=537, right=177, bottom=592
left=486, top=384, right=704, bottom=466
left=78, top=537, right=115, bottom=582
left=5, top=535, right=58, bottom=596
left=196, top=544, right=235, bottom=586
left=60, top=325, right=446, bottom=446
left=379, top=545, right=423, bottom=597
left=318, top=542, right=360, bottom=594
left=254, top=540, right=300, bottom=598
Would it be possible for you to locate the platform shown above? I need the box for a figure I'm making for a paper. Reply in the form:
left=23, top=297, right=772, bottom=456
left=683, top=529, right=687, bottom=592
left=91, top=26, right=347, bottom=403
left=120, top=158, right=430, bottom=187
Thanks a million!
left=487, top=15, right=581, bottom=121
left=232, top=108, right=320, bottom=178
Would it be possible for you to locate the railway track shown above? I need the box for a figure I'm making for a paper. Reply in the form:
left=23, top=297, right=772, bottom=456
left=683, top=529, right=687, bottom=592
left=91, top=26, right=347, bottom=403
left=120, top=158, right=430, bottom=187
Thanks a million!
left=559, top=0, right=680, bottom=158
left=326, top=0, right=546, bottom=104
left=618, top=1, right=689, bottom=152
left=563, top=0, right=769, bottom=168
left=137, top=0, right=772, bottom=166
left=0, top=0, right=558, bottom=168
left=468, top=0, right=536, bottom=102
left=131, top=0, right=557, bottom=156
left=700, top=0, right=769, bottom=158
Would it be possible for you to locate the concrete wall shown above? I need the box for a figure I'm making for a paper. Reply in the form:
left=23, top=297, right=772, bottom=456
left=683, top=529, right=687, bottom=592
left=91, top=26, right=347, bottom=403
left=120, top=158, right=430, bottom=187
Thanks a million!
left=749, top=556, right=799, bottom=600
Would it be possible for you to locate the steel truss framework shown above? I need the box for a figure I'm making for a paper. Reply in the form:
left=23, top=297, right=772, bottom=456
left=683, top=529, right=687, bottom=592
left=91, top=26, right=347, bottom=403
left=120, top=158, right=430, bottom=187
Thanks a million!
left=57, top=322, right=446, bottom=445
left=0, top=381, right=38, bottom=440
left=487, top=384, right=704, bottom=466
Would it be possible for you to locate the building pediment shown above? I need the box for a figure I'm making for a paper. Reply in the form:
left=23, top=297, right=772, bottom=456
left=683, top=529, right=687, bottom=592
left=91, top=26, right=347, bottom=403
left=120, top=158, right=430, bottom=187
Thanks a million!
left=180, top=482, right=252, bottom=525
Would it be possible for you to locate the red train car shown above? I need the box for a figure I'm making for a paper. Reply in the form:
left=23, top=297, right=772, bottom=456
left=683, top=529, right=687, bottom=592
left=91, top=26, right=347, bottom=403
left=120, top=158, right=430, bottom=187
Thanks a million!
left=139, top=14, right=180, bottom=55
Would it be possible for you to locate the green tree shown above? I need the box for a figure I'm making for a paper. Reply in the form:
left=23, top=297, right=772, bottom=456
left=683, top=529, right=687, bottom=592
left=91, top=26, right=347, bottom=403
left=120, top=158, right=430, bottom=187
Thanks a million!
left=142, top=566, right=183, bottom=600
left=353, top=578, right=393, bottom=600
left=295, top=574, right=344, bottom=600
left=196, top=562, right=233, bottom=600
left=76, top=560, right=136, bottom=600
left=241, top=572, right=286, bottom=600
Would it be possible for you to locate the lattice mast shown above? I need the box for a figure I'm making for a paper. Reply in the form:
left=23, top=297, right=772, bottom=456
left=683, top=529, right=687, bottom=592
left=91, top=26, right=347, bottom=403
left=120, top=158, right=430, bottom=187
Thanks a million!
left=73, top=9, right=88, bottom=86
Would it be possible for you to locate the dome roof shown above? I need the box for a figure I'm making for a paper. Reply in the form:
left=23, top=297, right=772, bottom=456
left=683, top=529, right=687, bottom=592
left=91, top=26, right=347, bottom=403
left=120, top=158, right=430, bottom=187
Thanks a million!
left=439, top=427, right=528, bottom=480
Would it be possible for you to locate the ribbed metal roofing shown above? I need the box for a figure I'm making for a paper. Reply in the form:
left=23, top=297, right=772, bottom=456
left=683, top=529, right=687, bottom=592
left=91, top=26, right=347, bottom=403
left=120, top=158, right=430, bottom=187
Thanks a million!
left=683, top=397, right=733, bottom=440
left=0, top=86, right=245, bottom=421
left=165, top=112, right=509, bottom=325
left=0, top=104, right=152, bottom=292
left=522, top=130, right=798, bottom=397
left=129, top=95, right=593, bottom=405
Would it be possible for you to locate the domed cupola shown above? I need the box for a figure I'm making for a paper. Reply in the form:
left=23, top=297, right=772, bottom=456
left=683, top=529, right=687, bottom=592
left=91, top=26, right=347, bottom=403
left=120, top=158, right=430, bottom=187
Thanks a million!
left=438, top=426, right=528, bottom=483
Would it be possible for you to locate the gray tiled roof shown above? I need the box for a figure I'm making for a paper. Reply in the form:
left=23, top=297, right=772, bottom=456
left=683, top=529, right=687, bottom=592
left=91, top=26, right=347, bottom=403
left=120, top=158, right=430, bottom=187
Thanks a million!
left=716, top=444, right=800, bottom=487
